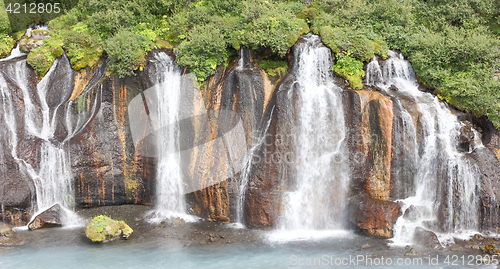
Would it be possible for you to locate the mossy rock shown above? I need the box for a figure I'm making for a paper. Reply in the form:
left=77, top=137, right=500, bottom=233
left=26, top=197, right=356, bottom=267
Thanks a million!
left=85, top=215, right=133, bottom=243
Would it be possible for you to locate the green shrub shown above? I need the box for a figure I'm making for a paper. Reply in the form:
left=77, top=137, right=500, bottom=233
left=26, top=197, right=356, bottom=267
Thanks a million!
left=105, top=29, right=152, bottom=78
left=402, top=25, right=500, bottom=126
left=63, top=23, right=103, bottom=70
left=237, top=1, right=309, bottom=56
left=0, top=0, right=11, bottom=35
left=0, top=33, right=13, bottom=57
left=332, top=54, right=365, bottom=89
left=255, top=59, right=288, bottom=77
left=175, top=24, right=230, bottom=84
left=26, top=37, right=64, bottom=77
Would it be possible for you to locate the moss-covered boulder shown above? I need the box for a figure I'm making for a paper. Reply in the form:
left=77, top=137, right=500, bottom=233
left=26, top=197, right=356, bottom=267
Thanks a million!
left=85, top=215, right=133, bottom=243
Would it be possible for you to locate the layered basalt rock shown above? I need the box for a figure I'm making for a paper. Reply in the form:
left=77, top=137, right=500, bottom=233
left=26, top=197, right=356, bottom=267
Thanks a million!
left=28, top=204, right=62, bottom=230
left=349, top=197, right=402, bottom=238
left=345, top=90, right=394, bottom=200
left=244, top=74, right=295, bottom=228
left=2, top=41, right=500, bottom=239
left=72, top=65, right=156, bottom=207
left=186, top=48, right=272, bottom=222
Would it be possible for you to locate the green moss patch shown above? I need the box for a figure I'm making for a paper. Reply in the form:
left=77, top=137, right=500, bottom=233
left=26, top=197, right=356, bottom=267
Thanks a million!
left=332, top=54, right=365, bottom=89
left=85, top=215, right=133, bottom=242
left=26, top=36, right=63, bottom=77
left=255, top=59, right=288, bottom=78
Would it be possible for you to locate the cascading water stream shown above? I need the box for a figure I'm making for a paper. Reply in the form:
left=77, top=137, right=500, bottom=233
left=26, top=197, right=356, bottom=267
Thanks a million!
left=146, top=52, right=190, bottom=222
left=1, top=58, right=83, bottom=227
left=366, top=51, right=482, bottom=244
left=272, top=34, right=350, bottom=239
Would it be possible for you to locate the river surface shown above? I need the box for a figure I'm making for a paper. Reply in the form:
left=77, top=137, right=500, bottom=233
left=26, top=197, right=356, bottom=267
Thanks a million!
left=0, top=224, right=493, bottom=269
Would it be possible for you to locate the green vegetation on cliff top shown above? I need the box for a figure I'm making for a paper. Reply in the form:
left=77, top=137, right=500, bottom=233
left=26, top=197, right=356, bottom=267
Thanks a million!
left=0, top=0, right=499, bottom=128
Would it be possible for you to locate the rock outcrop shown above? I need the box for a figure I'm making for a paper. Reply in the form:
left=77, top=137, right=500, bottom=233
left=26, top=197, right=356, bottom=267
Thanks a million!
left=345, top=90, right=394, bottom=200
left=413, top=227, right=444, bottom=249
left=28, top=204, right=63, bottom=230
left=186, top=48, right=270, bottom=223
left=19, top=29, right=50, bottom=53
left=470, top=147, right=500, bottom=232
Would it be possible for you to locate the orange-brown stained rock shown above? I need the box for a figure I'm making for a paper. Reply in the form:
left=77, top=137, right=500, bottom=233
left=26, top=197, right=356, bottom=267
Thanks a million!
left=349, top=197, right=402, bottom=239
left=494, top=148, right=500, bottom=161
left=353, top=90, right=393, bottom=200
left=69, top=67, right=99, bottom=101
left=244, top=75, right=295, bottom=228
left=485, top=132, right=500, bottom=161
left=185, top=51, right=271, bottom=223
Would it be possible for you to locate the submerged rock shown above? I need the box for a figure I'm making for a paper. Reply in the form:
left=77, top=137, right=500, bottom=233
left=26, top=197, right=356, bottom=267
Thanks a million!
left=85, top=215, right=133, bottom=242
left=403, top=205, right=420, bottom=221
left=28, top=204, right=62, bottom=230
left=349, top=197, right=402, bottom=238
left=404, top=248, right=420, bottom=256
left=413, top=227, right=444, bottom=250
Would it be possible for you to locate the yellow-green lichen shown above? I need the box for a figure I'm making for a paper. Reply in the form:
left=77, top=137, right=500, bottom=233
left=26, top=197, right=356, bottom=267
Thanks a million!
left=85, top=215, right=133, bottom=242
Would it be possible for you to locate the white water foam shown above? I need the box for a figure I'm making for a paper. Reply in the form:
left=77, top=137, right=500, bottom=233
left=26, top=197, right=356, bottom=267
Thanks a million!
left=145, top=52, right=197, bottom=223
left=1, top=58, right=84, bottom=227
left=270, top=34, right=350, bottom=241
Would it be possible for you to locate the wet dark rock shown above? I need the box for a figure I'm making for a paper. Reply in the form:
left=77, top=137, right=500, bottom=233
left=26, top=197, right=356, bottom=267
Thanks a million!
left=349, top=197, right=402, bottom=238
left=245, top=70, right=295, bottom=228
left=413, top=227, right=444, bottom=250
left=417, top=84, right=428, bottom=92
left=458, top=122, right=474, bottom=152
left=28, top=204, right=62, bottom=230
left=0, top=171, right=36, bottom=210
left=77, top=204, right=152, bottom=226
left=390, top=96, right=417, bottom=199
left=345, top=90, right=394, bottom=200
left=473, top=234, right=485, bottom=241
left=389, top=84, right=398, bottom=91
left=469, top=147, right=500, bottom=232
left=72, top=63, right=154, bottom=208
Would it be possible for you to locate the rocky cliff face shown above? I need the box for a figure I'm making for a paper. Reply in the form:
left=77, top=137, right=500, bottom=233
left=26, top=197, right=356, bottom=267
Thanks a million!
left=185, top=48, right=272, bottom=222
left=1, top=37, right=500, bottom=239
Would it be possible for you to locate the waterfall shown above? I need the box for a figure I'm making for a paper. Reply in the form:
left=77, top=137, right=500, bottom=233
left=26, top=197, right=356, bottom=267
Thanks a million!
left=0, top=57, right=83, bottom=227
left=274, top=34, right=349, bottom=238
left=146, top=52, right=189, bottom=222
left=365, top=51, right=482, bottom=244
